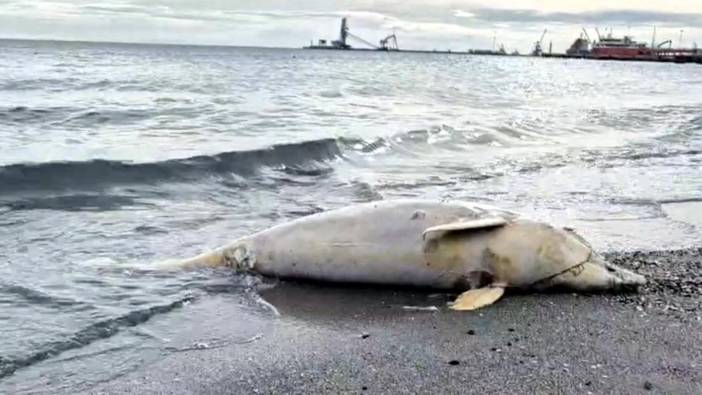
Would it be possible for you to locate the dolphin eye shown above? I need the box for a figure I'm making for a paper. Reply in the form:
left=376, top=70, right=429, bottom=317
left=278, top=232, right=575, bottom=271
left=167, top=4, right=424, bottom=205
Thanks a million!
left=606, top=266, right=616, bottom=273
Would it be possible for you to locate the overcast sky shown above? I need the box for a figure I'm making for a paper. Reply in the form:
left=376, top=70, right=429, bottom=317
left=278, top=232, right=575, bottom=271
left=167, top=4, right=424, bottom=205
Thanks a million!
left=1, top=1, right=701, bottom=52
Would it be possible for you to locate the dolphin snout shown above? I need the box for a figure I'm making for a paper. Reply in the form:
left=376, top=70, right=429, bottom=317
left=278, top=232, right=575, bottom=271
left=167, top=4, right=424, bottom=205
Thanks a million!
left=590, top=251, right=646, bottom=291
left=540, top=254, right=647, bottom=293
left=604, top=263, right=647, bottom=291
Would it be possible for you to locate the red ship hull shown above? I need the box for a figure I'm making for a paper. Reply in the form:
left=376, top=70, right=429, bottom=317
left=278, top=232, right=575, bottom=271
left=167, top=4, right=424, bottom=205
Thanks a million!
left=591, top=46, right=653, bottom=60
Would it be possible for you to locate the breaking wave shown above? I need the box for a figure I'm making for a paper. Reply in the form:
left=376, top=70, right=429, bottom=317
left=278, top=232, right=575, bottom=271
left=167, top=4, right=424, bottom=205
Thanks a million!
left=0, top=139, right=341, bottom=194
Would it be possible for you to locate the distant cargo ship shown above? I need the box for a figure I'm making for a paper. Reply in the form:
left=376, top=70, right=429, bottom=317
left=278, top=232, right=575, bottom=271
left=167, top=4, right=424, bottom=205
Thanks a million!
left=584, top=29, right=701, bottom=63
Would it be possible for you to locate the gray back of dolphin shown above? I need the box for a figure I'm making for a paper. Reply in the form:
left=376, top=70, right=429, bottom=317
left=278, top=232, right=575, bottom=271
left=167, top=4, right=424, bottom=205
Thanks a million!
left=245, top=200, right=518, bottom=287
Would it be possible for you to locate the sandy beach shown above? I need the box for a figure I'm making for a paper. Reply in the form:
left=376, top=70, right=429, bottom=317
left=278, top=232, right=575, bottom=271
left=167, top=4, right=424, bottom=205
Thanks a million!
left=86, top=248, right=701, bottom=394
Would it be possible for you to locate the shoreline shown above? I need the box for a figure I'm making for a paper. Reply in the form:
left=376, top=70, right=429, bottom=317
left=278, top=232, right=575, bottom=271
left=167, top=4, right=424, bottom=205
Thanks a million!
left=302, top=47, right=702, bottom=64
left=82, top=247, right=701, bottom=394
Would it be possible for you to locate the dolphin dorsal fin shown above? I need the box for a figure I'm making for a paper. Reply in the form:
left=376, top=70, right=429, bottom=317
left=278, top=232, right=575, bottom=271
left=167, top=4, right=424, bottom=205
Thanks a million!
left=422, top=217, right=507, bottom=239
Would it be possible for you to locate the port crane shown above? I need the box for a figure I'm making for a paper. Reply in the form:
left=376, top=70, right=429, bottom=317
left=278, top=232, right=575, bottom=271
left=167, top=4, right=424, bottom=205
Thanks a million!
left=347, top=31, right=380, bottom=49
left=329, top=17, right=352, bottom=49
left=379, top=31, right=399, bottom=51
left=329, top=17, right=377, bottom=49
left=532, top=29, right=547, bottom=56
left=595, top=28, right=602, bottom=41
left=657, top=40, right=673, bottom=49
left=330, top=17, right=400, bottom=51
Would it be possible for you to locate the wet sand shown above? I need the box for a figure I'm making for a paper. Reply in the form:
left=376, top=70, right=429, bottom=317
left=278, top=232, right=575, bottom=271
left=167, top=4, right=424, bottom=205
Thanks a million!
left=88, top=248, right=701, bottom=394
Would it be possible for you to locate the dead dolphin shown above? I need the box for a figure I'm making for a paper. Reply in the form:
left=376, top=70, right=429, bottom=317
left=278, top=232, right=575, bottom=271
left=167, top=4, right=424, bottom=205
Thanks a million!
left=163, top=200, right=646, bottom=310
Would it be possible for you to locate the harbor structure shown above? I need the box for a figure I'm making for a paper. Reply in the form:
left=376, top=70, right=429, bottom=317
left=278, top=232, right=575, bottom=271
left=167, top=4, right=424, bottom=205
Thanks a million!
left=304, top=18, right=701, bottom=64
left=304, top=17, right=509, bottom=56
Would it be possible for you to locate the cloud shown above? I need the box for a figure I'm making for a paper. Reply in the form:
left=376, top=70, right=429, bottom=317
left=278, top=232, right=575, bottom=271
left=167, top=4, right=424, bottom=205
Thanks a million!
left=0, top=1, right=701, bottom=51
left=469, top=7, right=702, bottom=26
left=453, top=10, right=475, bottom=19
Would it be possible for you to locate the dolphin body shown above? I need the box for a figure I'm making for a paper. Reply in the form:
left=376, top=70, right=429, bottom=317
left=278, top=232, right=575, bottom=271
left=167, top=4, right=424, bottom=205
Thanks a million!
left=167, top=200, right=646, bottom=310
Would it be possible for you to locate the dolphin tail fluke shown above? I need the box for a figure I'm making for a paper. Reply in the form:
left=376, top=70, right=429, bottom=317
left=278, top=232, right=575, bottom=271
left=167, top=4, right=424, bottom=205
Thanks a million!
left=177, top=249, right=228, bottom=270
left=150, top=238, right=254, bottom=271
left=150, top=249, right=227, bottom=271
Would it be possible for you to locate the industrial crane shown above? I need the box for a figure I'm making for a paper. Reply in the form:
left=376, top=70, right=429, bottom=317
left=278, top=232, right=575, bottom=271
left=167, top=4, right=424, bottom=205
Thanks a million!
left=657, top=40, right=673, bottom=49
left=317, top=18, right=400, bottom=51
left=332, top=17, right=382, bottom=49
left=330, top=17, right=351, bottom=49
left=347, top=31, right=380, bottom=49
left=532, top=29, right=547, bottom=56
left=379, top=32, right=399, bottom=51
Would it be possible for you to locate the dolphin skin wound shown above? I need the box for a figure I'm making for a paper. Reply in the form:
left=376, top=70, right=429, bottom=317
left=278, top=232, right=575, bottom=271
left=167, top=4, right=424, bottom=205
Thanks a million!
left=165, top=200, right=646, bottom=311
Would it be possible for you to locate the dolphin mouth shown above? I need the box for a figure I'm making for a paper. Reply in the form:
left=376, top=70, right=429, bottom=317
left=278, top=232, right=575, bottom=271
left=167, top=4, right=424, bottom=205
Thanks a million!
left=598, top=256, right=647, bottom=290
left=531, top=253, right=647, bottom=293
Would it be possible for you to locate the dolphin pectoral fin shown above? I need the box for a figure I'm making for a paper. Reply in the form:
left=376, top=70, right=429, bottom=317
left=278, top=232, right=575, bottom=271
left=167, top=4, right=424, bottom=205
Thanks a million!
left=450, top=284, right=506, bottom=311
left=423, top=217, right=507, bottom=240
